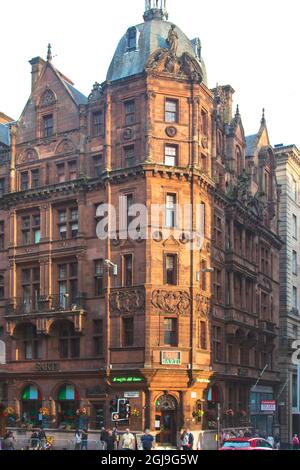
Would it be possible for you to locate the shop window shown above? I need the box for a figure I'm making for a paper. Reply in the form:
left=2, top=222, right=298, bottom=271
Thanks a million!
left=22, top=385, right=42, bottom=427
left=57, top=384, right=80, bottom=428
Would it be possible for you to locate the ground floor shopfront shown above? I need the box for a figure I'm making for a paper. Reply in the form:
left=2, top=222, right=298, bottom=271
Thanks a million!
left=2, top=368, right=214, bottom=443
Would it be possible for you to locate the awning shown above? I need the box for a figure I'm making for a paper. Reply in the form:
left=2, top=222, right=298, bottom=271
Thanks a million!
left=58, top=384, right=80, bottom=401
left=22, top=385, right=42, bottom=401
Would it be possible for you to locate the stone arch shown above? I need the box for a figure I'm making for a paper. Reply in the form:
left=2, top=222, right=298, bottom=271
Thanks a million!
left=55, top=138, right=76, bottom=155
left=17, top=147, right=39, bottom=165
left=39, top=88, right=57, bottom=108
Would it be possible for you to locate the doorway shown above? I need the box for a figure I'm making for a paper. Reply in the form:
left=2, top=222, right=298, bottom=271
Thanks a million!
left=155, top=395, right=178, bottom=446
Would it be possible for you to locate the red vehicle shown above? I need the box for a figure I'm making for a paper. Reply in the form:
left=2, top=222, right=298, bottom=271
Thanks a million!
left=220, top=438, right=275, bottom=451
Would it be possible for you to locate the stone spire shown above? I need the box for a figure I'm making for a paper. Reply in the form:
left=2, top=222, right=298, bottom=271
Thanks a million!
left=47, top=43, right=52, bottom=62
left=144, top=0, right=168, bottom=21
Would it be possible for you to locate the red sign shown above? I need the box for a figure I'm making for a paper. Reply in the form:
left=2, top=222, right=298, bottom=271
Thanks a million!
left=261, top=400, right=276, bottom=412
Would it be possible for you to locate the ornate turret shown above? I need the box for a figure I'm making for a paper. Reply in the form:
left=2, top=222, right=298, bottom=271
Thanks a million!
left=143, top=0, right=168, bottom=21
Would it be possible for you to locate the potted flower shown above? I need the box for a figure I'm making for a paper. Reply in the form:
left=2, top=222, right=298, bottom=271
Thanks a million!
left=132, top=408, right=140, bottom=417
left=76, top=408, right=87, bottom=416
left=193, top=410, right=205, bottom=420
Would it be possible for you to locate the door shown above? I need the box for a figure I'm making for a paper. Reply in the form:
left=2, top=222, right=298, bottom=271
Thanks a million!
left=156, top=411, right=176, bottom=445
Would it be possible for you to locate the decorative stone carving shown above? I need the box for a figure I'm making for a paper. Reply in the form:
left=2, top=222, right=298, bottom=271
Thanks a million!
left=196, top=295, right=210, bottom=319
left=88, top=82, right=103, bottom=102
left=151, top=290, right=191, bottom=315
left=145, top=27, right=204, bottom=83
left=55, top=139, right=76, bottom=155
left=165, top=126, right=177, bottom=138
left=18, top=148, right=39, bottom=164
left=123, top=128, right=134, bottom=141
left=166, top=25, right=179, bottom=57
left=40, top=89, right=56, bottom=107
left=110, top=289, right=145, bottom=314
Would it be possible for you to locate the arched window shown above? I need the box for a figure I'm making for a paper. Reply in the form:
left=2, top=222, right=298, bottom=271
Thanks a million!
left=236, top=146, right=243, bottom=175
left=57, top=384, right=80, bottom=428
left=127, top=27, right=137, bottom=51
left=0, top=340, right=5, bottom=364
left=22, top=384, right=43, bottom=426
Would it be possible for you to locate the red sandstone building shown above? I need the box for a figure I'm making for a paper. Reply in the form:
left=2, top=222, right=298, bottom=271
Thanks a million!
left=0, top=0, right=281, bottom=445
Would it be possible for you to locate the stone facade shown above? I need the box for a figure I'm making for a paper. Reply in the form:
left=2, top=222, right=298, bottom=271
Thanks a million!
left=0, top=1, right=282, bottom=444
left=275, top=144, right=300, bottom=444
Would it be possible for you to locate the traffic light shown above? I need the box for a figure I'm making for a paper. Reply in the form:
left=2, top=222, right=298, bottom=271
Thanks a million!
left=109, top=399, right=118, bottom=413
left=111, top=399, right=131, bottom=422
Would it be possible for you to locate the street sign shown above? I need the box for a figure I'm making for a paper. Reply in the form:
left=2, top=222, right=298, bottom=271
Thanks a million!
left=261, top=400, right=276, bottom=412
left=124, top=392, right=140, bottom=399
left=161, top=351, right=181, bottom=365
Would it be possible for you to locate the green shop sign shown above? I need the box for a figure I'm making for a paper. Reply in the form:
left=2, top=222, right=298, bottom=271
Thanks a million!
left=112, top=377, right=144, bottom=384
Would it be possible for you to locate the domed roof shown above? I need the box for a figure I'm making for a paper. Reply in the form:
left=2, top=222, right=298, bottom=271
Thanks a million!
left=107, top=18, right=208, bottom=86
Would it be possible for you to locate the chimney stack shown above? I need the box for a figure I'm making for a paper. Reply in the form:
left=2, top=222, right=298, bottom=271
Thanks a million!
left=29, top=57, right=45, bottom=92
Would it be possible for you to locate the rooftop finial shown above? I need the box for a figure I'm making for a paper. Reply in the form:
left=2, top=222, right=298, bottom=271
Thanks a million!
left=261, top=107, right=266, bottom=124
left=236, top=104, right=240, bottom=116
left=144, top=0, right=168, bottom=21
left=47, top=43, right=52, bottom=62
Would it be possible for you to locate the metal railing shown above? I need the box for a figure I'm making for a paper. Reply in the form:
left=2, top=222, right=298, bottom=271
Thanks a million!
left=5, top=294, right=87, bottom=316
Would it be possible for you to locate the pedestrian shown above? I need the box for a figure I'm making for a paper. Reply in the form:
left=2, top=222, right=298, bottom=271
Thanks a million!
left=180, top=430, right=189, bottom=450
left=38, top=428, right=47, bottom=450
left=106, top=430, right=116, bottom=451
left=112, top=427, right=119, bottom=450
left=120, top=429, right=135, bottom=450
left=81, top=429, right=88, bottom=451
left=267, top=435, right=275, bottom=449
left=30, top=431, right=39, bottom=450
left=274, top=434, right=281, bottom=450
left=2, top=432, right=15, bottom=451
left=293, top=434, right=299, bottom=450
left=74, top=429, right=82, bottom=451
left=244, top=429, right=252, bottom=438
left=100, top=427, right=108, bottom=450
left=186, top=429, right=194, bottom=450
left=141, top=429, right=155, bottom=451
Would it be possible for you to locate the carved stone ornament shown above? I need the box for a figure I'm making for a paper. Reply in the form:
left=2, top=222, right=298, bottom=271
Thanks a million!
left=56, top=139, right=76, bottom=155
left=152, top=231, right=163, bottom=242
left=40, top=88, right=56, bottom=107
left=201, top=137, right=208, bottom=149
left=152, top=290, right=191, bottom=315
left=88, top=82, right=103, bottom=102
left=145, top=30, right=204, bottom=83
left=18, top=148, right=39, bottom=164
left=165, top=126, right=177, bottom=138
left=196, top=295, right=210, bottom=319
left=110, top=289, right=145, bottom=314
left=123, top=128, right=134, bottom=141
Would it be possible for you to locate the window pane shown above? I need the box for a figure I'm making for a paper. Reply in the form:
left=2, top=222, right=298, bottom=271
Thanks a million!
left=165, top=146, right=177, bottom=166
left=165, top=99, right=178, bottom=123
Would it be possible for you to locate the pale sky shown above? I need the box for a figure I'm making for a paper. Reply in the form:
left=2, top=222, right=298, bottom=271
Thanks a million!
left=1, top=0, right=299, bottom=147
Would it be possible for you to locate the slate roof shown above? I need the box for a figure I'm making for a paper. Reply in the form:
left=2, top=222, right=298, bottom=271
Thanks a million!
left=63, top=81, right=88, bottom=106
left=245, top=134, right=257, bottom=156
left=0, top=123, right=10, bottom=147
left=107, top=19, right=208, bottom=85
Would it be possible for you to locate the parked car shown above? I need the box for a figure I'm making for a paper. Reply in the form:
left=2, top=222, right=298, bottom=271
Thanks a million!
left=220, top=438, right=275, bottom=451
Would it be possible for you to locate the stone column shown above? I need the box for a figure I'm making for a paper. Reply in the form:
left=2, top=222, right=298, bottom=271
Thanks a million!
left=242, top=277, right=246, bottom=310
left=230, top=219, right=234, bottom=251
left=9, top=124, right=17, bottom=193
left=40, top=203, right=52, bottom=243
left=230, top=271, right=234, bottom=306
left=192, top=96, right=200, bottom=166
left=77, top=194, right=86, bottom=238
left=104, top=91, right=112, bottom=171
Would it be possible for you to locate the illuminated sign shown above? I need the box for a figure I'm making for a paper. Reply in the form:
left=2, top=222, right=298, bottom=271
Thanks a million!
left=161, top=351, right=182, bottom=366
left=112, top=377, right=144, bottom=384
left=261, top=400, right=276, bottom=412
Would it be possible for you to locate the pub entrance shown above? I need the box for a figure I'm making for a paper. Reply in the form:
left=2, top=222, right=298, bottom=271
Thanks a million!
left=155, top=395, right=178, bottom=446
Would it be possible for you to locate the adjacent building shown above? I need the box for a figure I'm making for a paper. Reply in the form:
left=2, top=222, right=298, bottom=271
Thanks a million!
left=275, top=144, right=300, bottom=444
left=0, top=0, right=283, bottom=445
